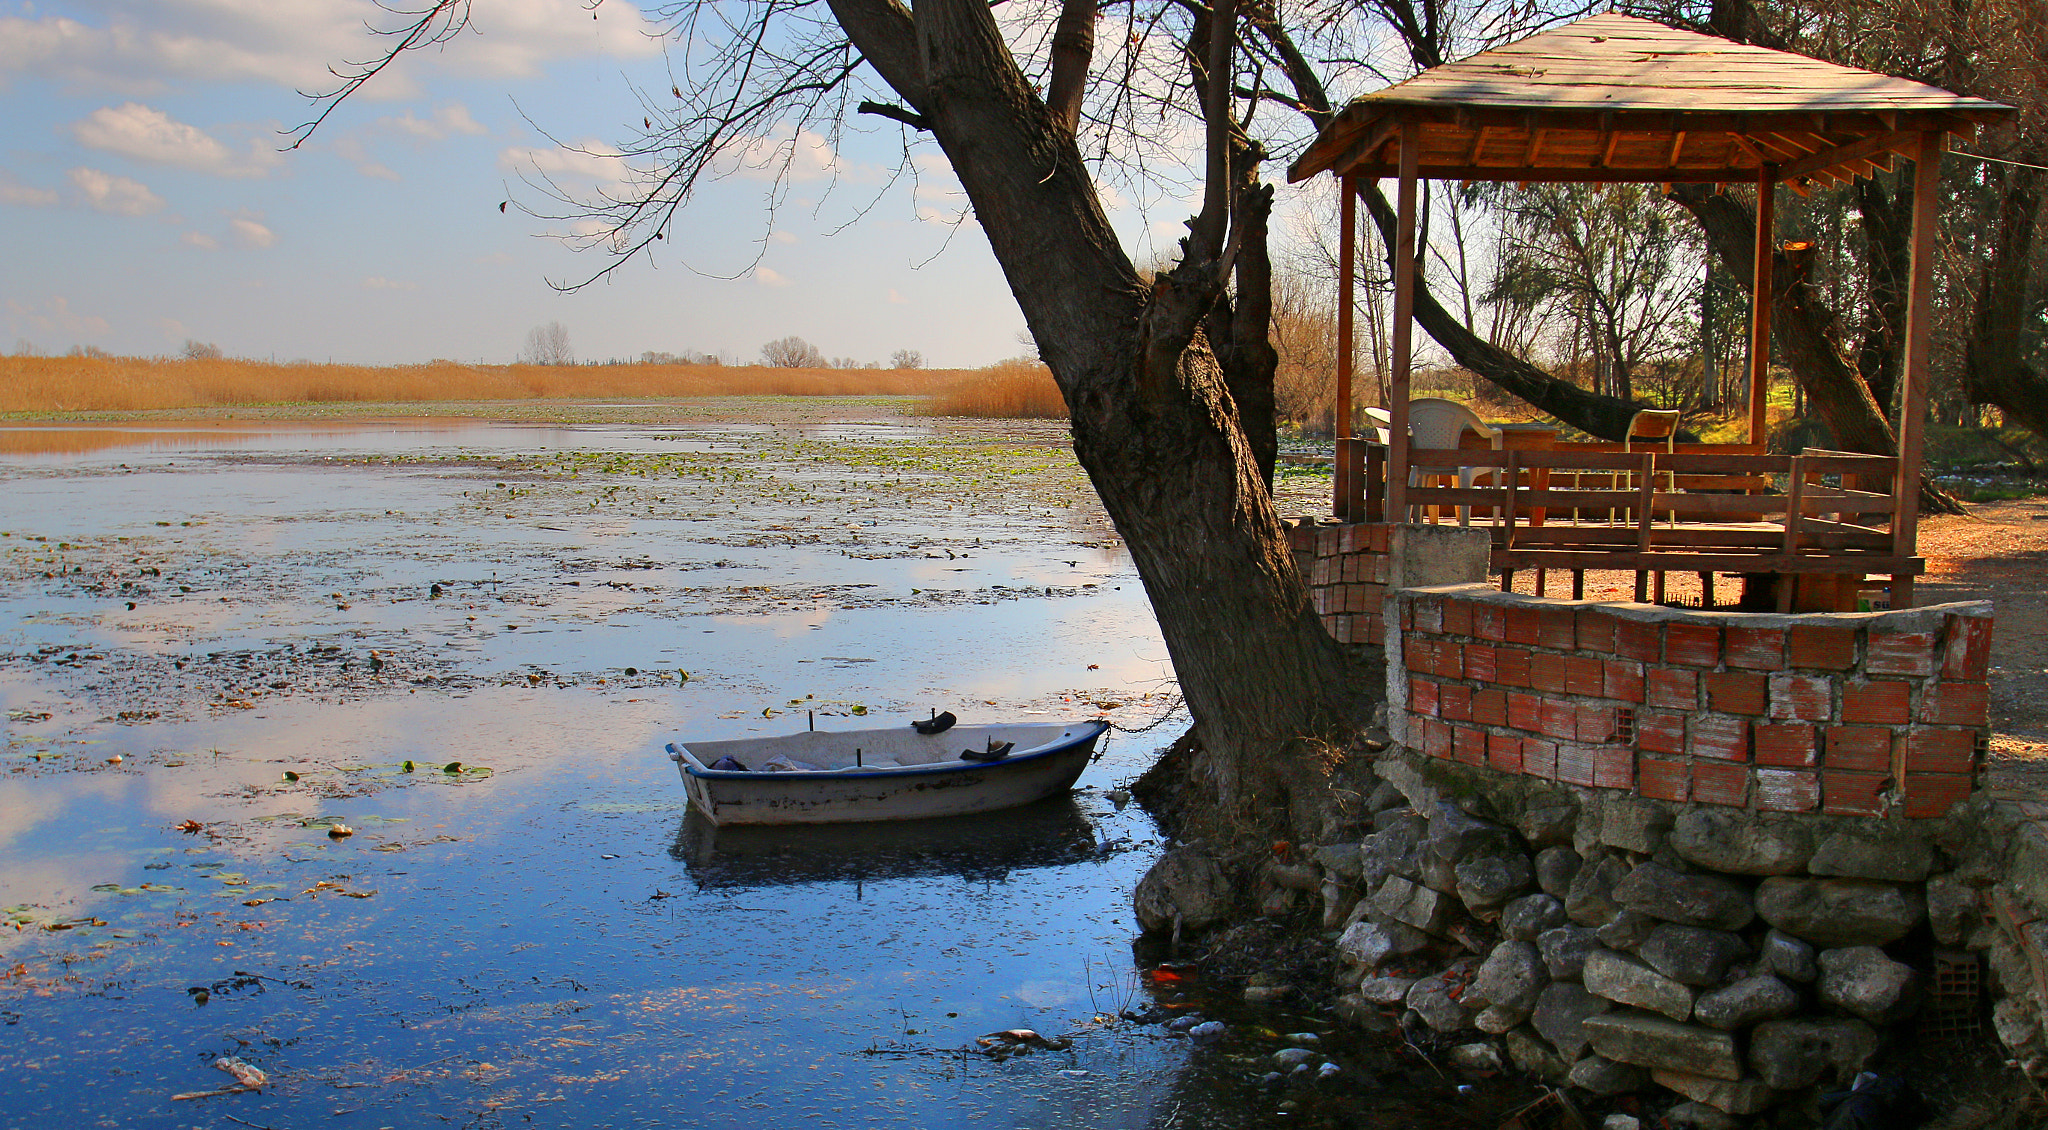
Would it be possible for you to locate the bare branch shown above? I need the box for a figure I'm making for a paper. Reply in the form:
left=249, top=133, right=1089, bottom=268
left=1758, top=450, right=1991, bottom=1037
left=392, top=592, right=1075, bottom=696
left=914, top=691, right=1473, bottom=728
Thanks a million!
left=286, top=0, right=473, bottom=148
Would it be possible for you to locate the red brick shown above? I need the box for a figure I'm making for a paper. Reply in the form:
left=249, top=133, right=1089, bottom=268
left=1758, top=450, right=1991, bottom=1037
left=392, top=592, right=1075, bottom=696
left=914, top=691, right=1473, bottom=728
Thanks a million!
left=1841, top=680, right=1911, bottom=725
left=1311, top=558, right=1331, bottom=587
left=1531, top=658, right=1568, bottom=695
left=1507, top=691, right=1542, bottom=732
left=1472, top=689, right=1509, bottom=728
left=1399, top=598, right=1416, bottom=632
left=1357, top=583, right=1385, bottom=614
left=1822, top=770, right=1891, bottom=817
left=1577, top=609, right=1618, bottom=654
left=1666, top=621, right=1723, bottom=667
left=1904, top=773, right=1974, bottom=819
left=1756, top=768, right=1820, bottom=813
left=1441, top=597, right=1473, bottom=637
left=1693, top=761, right=1750, bottom=806
left=1904, top=726, right=1977, bottom=774
left=1556, top=743, right=1597, bottom=787
left=1866, top=630, right=1939, bottom=677
left=1603, top=660, right=1646, bottom=703
left=1539, top=697, right=1579, bottom=741
left=1787, top=624, right=1857, bottom=670
left=1505, top=605, right=1542, bottom=646
left=1434, top=640, right=1465, bottom=680
left=1312, top=587, right=1331, bottom=617
left=1474, top=602, right=1508, bottom=642
left=1705, top=670, right=1769, bottom=716
left=1824, top=726, right=1893, bottom=772
left=1639, top=756, right=1691, bottom=802
left=1496, top=648, right=1532, bottom=688
left=1339, top=524, right=1367, bottom=554
left=1942, top=613, right=1993, bottom=681
left=1537, top=607, right=1577, bottom=650
left=1463, top=643, right=1498, bottom=684
left=1592, top=745, right=1635, bottom=790
left=1404, top=634, right=1433, bottom=673
left=1615, top=617, right=1662, bottom=662
left=1577, top=705, right=1619, bottom=744
left=1421, top=717, right=1453, bottom=759
left=1409, top=677, right=1440, bottom=718
left=1724, top=625, right=1787, bottom=670
left=1691, top=713, right=1751, bottom=761
left=1755, top=722, right=1819, bottom=767
left=1315, top=526, right=1339, bottom=557
left=1488, top=732, right=1523, bottom=774
left=1919, top=681, right=1988, bottom=727
left=1646, top=667, right=1698, bottom=710
left=1521, top=739, right=1558, bottom=780
left=1769, top=673, right=1834, bottom=721
left=1636, top=711, right=1686, bottom=755
left=1453, top=725, right=1487, bottom=766
left=1439, top=683, right=1474, bottom=722
left=1565, top=655, right=1605, bottom=698
left=1368, top=524, right=1391, bottom=553
left=1360, top=614, right=1385, bottom=646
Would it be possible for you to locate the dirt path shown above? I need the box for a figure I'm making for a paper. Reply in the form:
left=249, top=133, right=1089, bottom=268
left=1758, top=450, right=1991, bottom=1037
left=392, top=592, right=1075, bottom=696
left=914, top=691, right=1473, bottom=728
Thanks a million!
left=1918, top=498, right=2048, bottom=791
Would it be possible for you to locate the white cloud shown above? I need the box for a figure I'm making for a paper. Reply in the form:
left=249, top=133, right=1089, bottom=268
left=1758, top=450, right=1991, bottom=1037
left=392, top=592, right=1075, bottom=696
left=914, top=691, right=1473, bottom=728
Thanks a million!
left=362, top=276, right=419, bottom=290
left=8, top=296, right=110, bottom=337
left=181, top=231, right=218, bottom=250
left=500, top=141, right=628, bottom=188
left=0, top=1, right=662, bottom=99
left=67, top=166, right=164, bottom=215
left=384, top=103, right=489, bottom=140
left=0, top=170, right=60, bottom=207
left=158, top=317, right=187, bottom=339
left=328, top=137, right=400, bottom=181
left=229, top=216, right=275, bottom=248
left=885, top=289, right=907, bottom=304
left=754, top=267, right=790, bottom=287
left=769, top=230, right=799, bottom=244
left=71, top=103, right=279, bottom=178
left=724, top=128, right=877, bottom=185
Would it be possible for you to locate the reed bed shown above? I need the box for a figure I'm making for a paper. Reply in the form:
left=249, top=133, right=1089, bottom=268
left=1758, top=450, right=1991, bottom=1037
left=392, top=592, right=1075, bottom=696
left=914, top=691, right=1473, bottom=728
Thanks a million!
left=0, top=356, right=977, bottom=414
left=919, top=359, right=1068, bottom=419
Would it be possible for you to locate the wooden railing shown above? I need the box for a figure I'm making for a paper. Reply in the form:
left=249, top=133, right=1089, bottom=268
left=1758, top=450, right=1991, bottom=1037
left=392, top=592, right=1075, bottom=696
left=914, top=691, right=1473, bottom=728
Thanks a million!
left=1332, top=441, right=1917, bottom=608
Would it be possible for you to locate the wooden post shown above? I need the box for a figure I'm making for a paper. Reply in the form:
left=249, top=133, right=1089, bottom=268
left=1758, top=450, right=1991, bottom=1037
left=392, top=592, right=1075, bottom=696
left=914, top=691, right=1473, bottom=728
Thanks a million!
left=1891, top=130, right=1945, bottom=608
left=1385, top=121, right=1420, bottom=524
left=1747, top=164, right=1777, bottom=446
left=1335, top=174, right=1356, bottom=519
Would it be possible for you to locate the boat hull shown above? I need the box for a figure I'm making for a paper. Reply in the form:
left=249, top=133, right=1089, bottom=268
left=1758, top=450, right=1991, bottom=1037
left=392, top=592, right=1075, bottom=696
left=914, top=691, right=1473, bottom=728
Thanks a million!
left=668, top=721, right=1107, bottom=826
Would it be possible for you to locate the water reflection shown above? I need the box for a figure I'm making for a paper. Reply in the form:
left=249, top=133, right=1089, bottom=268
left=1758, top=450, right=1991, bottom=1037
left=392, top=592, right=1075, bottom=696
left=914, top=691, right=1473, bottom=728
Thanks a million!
left=672, top=796, right=1102, bottom=888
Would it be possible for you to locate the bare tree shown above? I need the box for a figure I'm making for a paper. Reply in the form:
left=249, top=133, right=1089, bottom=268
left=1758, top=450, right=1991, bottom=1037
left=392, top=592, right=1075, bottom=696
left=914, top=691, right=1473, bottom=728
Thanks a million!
left=182, top=339, right=224, bottom=361
left=523, top=321, right=574, bottom=366
left=761, top=336, right=827, bottom=368
left=889, top=349, right=924, bottom=370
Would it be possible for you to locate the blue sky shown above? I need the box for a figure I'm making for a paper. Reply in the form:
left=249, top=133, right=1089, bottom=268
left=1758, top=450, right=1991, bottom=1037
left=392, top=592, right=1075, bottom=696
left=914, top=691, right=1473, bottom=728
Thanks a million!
left=1, top=0, right=1202, bottom=367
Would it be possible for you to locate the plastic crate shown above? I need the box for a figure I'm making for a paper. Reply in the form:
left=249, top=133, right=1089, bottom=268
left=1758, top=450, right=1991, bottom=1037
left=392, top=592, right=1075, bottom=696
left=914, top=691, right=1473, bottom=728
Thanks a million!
left=1921, top=949, right=1983, bottom=1040
left=1500, top=1088, right=1588, bottom=1130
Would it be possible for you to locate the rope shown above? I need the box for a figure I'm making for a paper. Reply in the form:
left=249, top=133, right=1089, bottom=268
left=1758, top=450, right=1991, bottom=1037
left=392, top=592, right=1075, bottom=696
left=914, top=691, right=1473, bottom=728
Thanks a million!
left=1951, top=150, right=2048, bottom=174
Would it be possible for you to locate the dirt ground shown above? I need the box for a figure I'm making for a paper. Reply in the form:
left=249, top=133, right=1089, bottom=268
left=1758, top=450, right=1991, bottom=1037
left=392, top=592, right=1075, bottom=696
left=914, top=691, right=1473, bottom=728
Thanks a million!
left=1917, top=498, right=2048, bottom=792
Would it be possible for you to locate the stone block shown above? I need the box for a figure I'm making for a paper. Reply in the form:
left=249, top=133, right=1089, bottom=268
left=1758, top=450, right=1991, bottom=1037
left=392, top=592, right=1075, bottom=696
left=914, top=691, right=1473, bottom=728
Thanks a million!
left=1565, top=853, right=1630, bottom=927
left=1472, top=939, right=1548, bottom=1014
left=1596, top=909, right=1658, bottom=950
left=1358, top=975, right=1416, bottom=1005
left=1613, top=862, right=1754, bottom=931
left=1669, top=809, right=1813, bottom=876
left=1512, top=802, right=1579, bottom=848
left=1808, top=829, right=1935, bottom=882
left=1506, top=1025, right=1571, bottom=1081
left=1313, top=842, right=1366, bottom=883
left=1337, top=920, right=1430, bottom=968
left=1816, top=945, right=1916, bottom=1024
left=1503, top=893, right=1568, bottom=941
left=1535, top=845, right=1581, bottom=898
left=1754, top=877, right=1925, bottom=947
left=1455, top=852, right=1534, bottom=918
left=1926, top=875, right=1977, bottom=946
left=1761, top=929, right=1817, bottom=982
left=1749, top=1017, right=1880, bottom=1089
left=1133, top=847, right=1230, bottom=932
left=1693, top=974, right=1799, bottom=1030
left=1407, top=962, right=1479, bottom=1032
left=1359, top=813, right=1426, bottom=888
left=1595, top=798, right=1673, bottom=854
left=1639, top=924, right=1750, bottom=986
left=1532, top=980, right=1611, bottom=1059
left=1537, top=925, right=1602, bottom=981
left=1583, top=1011, right=1742, bottom=1080
left=1583, top=949, right=1695, bottom=1021
left=1650, top=1069, right=1781, bottom=1116
left=1665, top=1103, right=1743, bottom=1130
left=1567, top=1054, right=1649, bottom=1096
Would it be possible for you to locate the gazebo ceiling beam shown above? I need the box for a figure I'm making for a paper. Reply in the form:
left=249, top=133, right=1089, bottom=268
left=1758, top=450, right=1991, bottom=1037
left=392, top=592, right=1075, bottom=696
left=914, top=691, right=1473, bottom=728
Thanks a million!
left=1775, top=130, right=1921, bottom=184
left=1336, top=164, right=1784, bottom=184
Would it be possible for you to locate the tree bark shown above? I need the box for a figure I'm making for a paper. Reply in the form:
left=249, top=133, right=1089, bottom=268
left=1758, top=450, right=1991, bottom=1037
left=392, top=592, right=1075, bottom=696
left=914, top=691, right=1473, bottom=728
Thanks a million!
left=1964, top=169, right=2048, bottom=437
left=839, top=0, right=1362, bottom=833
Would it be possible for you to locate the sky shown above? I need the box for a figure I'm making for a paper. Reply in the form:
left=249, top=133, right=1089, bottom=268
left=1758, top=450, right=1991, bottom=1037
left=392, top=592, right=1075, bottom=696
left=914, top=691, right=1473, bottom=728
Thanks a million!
left=0, top=0, right=1225, bottom=368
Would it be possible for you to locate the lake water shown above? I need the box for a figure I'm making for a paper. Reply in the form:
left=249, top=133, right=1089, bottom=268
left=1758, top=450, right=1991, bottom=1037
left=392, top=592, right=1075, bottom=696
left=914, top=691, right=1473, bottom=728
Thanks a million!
left=0, top=408, right=1522, bottom=1130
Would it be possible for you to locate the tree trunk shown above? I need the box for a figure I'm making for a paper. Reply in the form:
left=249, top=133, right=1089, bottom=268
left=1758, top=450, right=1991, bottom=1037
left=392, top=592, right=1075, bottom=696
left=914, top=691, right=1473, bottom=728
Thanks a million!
left=850, top=0, right=1363, bottom=836
left=1964, top=169, right=2048, bottom=437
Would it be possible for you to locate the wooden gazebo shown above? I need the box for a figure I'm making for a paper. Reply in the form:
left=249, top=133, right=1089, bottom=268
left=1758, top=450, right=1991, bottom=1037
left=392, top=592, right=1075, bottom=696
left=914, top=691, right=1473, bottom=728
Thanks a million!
left=1287, top=13, right=2012, bottom=610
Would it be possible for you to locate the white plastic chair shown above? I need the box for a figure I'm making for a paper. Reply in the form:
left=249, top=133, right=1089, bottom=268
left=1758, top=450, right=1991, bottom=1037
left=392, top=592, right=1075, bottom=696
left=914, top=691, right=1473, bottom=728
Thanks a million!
left=1626, top=409, right=1681, bottom=526
left=1406, top=397, right=1501, bottom=525
left=1362, top=406, right=1393, bottom=446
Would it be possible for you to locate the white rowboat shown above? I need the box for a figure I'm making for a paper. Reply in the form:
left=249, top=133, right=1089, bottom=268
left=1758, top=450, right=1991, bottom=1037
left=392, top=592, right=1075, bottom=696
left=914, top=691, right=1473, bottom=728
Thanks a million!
left=666, top=719, right=1109, bottom=825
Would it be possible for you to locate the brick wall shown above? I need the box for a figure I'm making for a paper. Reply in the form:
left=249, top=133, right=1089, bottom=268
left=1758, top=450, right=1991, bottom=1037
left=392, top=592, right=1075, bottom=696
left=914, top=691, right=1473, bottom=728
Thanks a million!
left=1291, top=521, right=1393, bottom=648
left=1390, top=584, right=1993, bottom=820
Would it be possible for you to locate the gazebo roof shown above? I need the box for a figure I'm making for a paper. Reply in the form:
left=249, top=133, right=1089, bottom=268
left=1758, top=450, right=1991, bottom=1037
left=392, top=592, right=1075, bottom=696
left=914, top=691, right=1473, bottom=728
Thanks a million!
left=1287, top=13, right=2012, bottom=188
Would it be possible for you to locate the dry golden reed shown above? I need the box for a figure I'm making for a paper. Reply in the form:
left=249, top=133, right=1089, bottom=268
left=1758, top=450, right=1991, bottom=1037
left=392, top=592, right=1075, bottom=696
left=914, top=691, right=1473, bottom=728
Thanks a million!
left=0, top=356, right=986, bottom=415
left=918, top=359, right=1067, bottom=419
